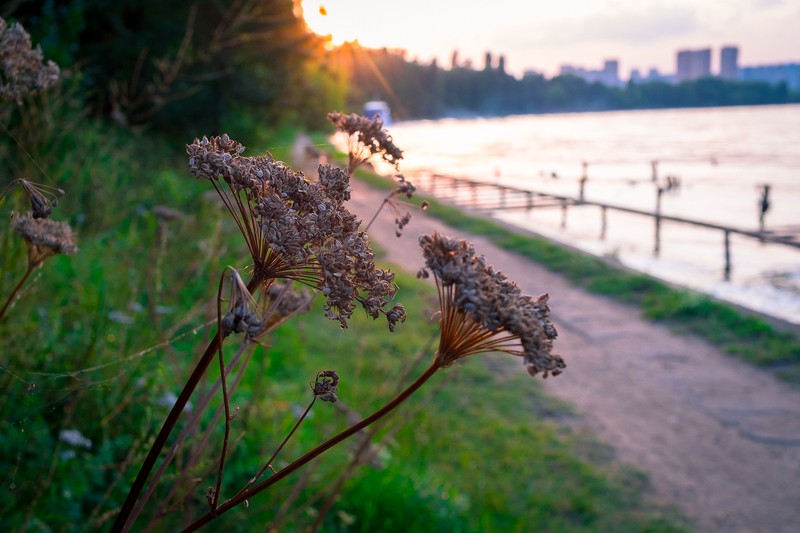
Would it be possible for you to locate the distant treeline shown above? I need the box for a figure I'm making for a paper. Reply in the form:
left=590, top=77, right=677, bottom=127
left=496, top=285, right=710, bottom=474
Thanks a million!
left=332, top=43, right=800, bottom=120
left=8, top=1, right=799, bottom=137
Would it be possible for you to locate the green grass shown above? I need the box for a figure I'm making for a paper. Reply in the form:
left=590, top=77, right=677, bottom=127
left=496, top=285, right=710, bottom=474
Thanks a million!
left=355, top=171, right=800, bottom=380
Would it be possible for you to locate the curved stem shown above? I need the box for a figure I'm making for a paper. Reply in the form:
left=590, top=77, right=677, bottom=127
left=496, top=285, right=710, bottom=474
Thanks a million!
left=181, top=362, right=441, bottom=532
left=212, top=272, right=232, bottom=511
left=111, top=276, right=263, bottom=533
left=0, top=265, right=34, bottom=321
left=233, top=397, right=317, bottom=501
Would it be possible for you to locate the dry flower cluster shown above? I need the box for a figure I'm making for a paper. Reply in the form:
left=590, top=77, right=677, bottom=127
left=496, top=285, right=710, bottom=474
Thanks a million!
left=186, top=134, right=404, bottom=331
left=0, top=17, right=59, bottom=102
left=11, top=212, right=77, bottom=268
left=327, top=111, right=403, bottom=173
left=418, top=232, right=564, bottom=377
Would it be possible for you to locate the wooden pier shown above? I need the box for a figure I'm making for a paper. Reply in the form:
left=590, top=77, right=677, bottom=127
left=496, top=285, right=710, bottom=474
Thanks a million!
left=410, top=172, right=800, bottom=281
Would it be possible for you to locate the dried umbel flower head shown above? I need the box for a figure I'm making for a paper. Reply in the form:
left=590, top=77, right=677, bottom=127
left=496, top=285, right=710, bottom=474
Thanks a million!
left=418, top=232, right=564, bottom=378
left=327, top=111, right=403, bottom=174
left=11, top=212, right=77, bottom=268
left=187, top=135, right=403, bottom=330
left=312, top=370, right=339, bottom=403
left=0, top=18, right=60, bottom=102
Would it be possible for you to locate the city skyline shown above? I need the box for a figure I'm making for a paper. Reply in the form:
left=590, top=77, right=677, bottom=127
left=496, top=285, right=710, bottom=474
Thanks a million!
left=300, top=0, right=800, bottom=78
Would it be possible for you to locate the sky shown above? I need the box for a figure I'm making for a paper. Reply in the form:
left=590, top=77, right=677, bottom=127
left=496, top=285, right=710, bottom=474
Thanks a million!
left=300, top=0, right=800, bottom=79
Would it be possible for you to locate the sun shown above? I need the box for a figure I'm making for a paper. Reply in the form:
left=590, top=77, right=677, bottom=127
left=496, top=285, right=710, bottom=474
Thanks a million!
left=300, top=1, right=382, bottom=47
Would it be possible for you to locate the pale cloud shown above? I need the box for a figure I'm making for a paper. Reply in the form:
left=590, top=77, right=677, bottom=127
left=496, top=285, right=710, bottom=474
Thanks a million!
left=512, top=3, right=698, bottom=46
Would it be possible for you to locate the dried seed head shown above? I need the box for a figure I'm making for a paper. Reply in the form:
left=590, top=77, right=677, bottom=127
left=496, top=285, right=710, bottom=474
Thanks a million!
left=385, top=303, right=407, bottom=332
left=312, top=370, right=339, bottom=403
left=11, top=213, right=77, bottom=268
left=0, top=18, right=60, bottom=102
left=419, top=232, right=565, bottom=378
left=327, top=111, right=403, bottom=172
left=187, top=135, right=402, bottom=330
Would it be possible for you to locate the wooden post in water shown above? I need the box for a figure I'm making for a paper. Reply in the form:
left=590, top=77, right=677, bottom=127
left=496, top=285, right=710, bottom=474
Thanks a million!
left=500, top=186, right=507, bottom=209
left=654, top=186, right=664, bottom=256
left=758, top=184, right=771, bottom=242
left=526, top=191, right=533, bottom=211
left=561, top=199, right=568, bottom=228
left=724, top=230, right=732, bottom=281
left=600, top=206, right=608, bottom=240
left=579, top=161, right=588, bottom=201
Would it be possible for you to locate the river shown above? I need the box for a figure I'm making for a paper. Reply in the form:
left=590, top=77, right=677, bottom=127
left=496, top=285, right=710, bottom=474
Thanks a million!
left=383, top=104, right=800, bottom=325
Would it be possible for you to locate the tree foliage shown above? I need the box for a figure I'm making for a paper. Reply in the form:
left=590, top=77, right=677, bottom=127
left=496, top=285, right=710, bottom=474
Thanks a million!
left=5, top=0, right=342, bottom=135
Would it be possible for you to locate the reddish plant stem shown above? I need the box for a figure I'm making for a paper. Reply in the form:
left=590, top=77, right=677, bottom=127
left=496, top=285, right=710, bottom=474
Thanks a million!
left=233, top=396, right=317, bottom=501
left=212, top=270, right=234, bottom=510
left=181, top=362, right=441, bottom=532
left=0, top=266, right=34, bottom=321
left=111, top=276, right=262, bottom=533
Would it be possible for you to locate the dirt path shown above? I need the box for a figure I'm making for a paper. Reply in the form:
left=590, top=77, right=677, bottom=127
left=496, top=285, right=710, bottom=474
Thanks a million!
left=345, top=177, right=800, bottom=533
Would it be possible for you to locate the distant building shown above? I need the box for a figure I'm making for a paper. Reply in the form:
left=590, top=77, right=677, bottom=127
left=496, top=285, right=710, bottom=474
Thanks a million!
left=676, top=48, right=711, bottom=82
left=739, top=63, right=800, bottom=90
left=720, top=46, right=739, bottom=79
left=559, top=58, right=621, bottom=87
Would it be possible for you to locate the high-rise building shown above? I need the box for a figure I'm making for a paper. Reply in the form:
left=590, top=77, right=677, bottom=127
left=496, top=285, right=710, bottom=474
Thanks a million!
left=720, top=46, right=739, bottom=79
left=676, top=48, right=712, bottom=82
left=558, top=59, right=621, bottom=86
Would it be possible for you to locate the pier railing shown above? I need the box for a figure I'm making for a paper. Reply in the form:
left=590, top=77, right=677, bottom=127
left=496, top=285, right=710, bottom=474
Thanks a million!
left=410, top=172, right=800, bottom=281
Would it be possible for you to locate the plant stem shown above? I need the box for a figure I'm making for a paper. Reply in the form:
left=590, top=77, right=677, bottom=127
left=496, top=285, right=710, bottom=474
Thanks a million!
left=362, top=198, right=388, bottom=233
left=212, top=269, right=234, bottom=510
left=0, top=266, right=34, bottom=321
left=212, top=337, right=232, bottom=510
left=233, top=397, right=317, bottom=501
left=181, top=362, right=440, bottom=532
left=111, top=276, right=262, bottom=533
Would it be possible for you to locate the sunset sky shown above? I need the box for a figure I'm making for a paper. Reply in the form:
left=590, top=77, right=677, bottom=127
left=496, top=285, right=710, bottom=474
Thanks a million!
left=300, top=0, right=800, bottom=78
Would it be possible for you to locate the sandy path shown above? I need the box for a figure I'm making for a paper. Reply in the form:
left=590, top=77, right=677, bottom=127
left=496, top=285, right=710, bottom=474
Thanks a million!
left=345, top=178, right=800, bottom=533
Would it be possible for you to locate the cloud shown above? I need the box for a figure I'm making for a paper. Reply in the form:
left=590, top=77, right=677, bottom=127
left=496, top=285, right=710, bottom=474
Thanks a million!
left=510, top=3, right=698, bottom=46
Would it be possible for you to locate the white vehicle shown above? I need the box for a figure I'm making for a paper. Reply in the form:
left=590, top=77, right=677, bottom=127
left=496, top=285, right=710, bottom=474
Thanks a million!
left=363, top=100, right=392, bottom=125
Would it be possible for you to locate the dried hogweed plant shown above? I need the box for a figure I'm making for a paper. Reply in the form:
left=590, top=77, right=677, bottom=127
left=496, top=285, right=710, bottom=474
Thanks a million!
left=0, top=17, right=60, bottom=104
left=114, top=114, right=563, bottom=532
left=113, top=127, right=406, bottom=531
left=0, top=213, right=76, bottom=321
left=327, top=111, right=403, bottom=175
left=0, top=19, right=72, bottom=321
left=327, top=112, right=426, bottom=237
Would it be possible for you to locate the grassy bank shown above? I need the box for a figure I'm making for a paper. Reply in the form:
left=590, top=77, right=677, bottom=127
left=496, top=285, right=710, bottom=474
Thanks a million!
left=354, top=170, right=800, bottom=383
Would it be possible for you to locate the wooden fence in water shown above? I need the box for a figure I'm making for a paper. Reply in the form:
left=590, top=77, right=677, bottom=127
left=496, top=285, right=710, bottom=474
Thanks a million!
left=409, top=172, right=800, bottom=281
